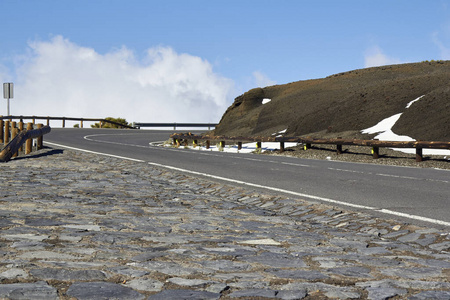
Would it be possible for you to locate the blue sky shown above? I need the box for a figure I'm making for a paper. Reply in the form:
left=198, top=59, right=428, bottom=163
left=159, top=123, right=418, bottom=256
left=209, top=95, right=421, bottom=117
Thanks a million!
left=1, top=1, right=449, bottom=122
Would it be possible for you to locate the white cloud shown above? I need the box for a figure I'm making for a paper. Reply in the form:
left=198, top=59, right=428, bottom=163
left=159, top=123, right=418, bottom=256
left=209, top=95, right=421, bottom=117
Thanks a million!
left=5, top=36, right=235, bottom=123
left=252, top=71, right=276, bottom=88
left=432, top=32, right=450, bottom=59
left=364, top=46, right=404, bottom=68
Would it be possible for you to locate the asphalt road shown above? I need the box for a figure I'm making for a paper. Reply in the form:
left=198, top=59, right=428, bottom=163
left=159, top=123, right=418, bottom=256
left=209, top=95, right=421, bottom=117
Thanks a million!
left=44, top=128, right=450, bottom=229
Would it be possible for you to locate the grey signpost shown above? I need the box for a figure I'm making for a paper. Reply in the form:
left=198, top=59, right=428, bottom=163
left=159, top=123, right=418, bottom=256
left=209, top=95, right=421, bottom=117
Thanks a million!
left=3, top=82, right=13, bottom=116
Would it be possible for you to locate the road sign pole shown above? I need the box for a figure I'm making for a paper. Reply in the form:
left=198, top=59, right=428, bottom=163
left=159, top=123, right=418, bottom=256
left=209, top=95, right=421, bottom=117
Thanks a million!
left=3, top=83, right=13, bottom=116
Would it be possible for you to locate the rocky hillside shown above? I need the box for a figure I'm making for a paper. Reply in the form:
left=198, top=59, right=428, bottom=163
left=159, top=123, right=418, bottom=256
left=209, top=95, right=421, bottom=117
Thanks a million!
left=213, top=61, right=450, bottom=141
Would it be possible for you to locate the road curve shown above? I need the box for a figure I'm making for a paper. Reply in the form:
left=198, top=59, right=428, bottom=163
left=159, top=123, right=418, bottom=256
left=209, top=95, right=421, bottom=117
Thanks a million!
left=44, top=128, right=450, bottom=229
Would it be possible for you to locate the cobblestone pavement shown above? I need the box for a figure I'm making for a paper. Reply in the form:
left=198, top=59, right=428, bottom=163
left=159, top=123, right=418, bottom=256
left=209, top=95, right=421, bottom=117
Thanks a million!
left=0, top=148, right=449, bottom=299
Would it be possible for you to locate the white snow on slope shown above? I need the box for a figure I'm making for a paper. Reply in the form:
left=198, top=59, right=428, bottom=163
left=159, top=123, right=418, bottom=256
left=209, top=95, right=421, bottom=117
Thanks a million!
left=361, top=95, right=450, bottom=156
left=262, top=98, right=271, bottom=104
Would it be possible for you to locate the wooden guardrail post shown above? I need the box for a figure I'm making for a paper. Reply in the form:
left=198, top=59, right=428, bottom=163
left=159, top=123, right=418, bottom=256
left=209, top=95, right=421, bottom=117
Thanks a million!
left=4, top=120, right=10, bottom=144
left=256, top=141, right=262, bottom=151
left=372, top=146, right=379, bottom=159
left=206, top=140, right=210, bottom=149
left=11, top=123, right=18, bottom=158
left=174, top=138, right=180, bottom=147
left=62, top=117, right=66, bottom=128
left=336, top=144, right=343, bottom=155
left=25, top=123, right=33, bottom=154
left=37, top=124, right=44, bottom=149
left=237, top=141, right=242, bottom=150
left=416, top=148, right=423, bottom=162
left=279, top=142, right=285, bottom=153
left=18, top=121, right=24, bottom=152
left=46, top=117, right=50, bottom=126
left=80, top=119, right=84, bottom=128
left=0, top=118, right=3, bottom=144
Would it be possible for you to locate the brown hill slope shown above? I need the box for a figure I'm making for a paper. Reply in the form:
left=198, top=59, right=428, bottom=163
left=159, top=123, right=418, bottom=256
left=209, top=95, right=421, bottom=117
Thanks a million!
left=213, top=61, right=450, bottom=141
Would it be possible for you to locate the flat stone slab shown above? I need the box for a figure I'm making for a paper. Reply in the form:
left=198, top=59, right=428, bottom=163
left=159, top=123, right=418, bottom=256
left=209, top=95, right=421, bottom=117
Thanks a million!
left=30, top=268, right=107, bottom=281
left=146, top=289, right=220, bottom=300
left=0, top=281, right=58, bottom=300
left=66, top=282, right=145, bottom=300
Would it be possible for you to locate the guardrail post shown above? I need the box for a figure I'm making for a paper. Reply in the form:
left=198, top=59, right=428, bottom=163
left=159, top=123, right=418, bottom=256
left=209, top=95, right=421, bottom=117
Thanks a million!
left=80, top=119, right=84, bottom=128
left=279, top=142, right=285, bottom=153
left=25, top=123, right=33, bottom=154
left=4, top=120, right=10, bottom=144
left=62, top=117, right=66, bottom=128
left=256, top=141, right=262, bottom=151
left=416, top=148, right=423, bottom=162
left=11, top=122, right=17, bottom=158
left=336, top=144, right=343, bottom=155
left=0, top=118, right=3, bottom=144
left=304, top=143, right=311, bottom=150
left=206, top=140, right=210, bottom=149
left=18, top=121, right=24, bottom=152
left=47, top=117, right=50, bottom=126
left=193, top=140, right=198, bottom=148
left=37, top=124, right=43, bottom=150
left=237, top=141, right=242, bottom=150
left=372, top=146, right=379, bottom=159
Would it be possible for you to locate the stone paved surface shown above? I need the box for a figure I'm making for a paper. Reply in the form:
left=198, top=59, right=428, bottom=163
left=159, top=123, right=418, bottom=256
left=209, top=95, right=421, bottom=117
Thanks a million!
left=0, top=148, right=449, bottom=299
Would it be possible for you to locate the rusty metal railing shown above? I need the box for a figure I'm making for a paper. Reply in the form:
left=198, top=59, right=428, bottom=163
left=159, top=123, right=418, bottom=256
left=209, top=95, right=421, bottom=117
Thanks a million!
left=134, top=122, right=218, bottom=130
left=170, top=133, right=450, bottom=162
left=0, top=115, right=135, bottom=129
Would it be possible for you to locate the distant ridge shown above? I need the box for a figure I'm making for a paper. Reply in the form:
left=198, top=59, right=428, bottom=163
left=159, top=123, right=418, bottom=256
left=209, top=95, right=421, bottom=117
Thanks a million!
left=213, top=61, right=450, bottom=141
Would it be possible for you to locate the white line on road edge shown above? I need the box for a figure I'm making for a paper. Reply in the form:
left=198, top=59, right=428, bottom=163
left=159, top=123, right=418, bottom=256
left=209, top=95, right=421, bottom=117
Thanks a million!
left=44, top=142, right=145, bottom=162
left=44, top=141, right=450, bottom=227
left=147, top=162, right=373, bottom=210
left=147, top=162, right=450, bottom=227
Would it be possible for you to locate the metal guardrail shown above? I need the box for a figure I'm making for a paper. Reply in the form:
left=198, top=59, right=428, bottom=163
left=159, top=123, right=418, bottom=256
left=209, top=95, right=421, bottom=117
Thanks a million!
left=0, top=115, right=135, bottom=129
left=0, top=123, right=51, bottom=162
left=134, top=123, right=218, bottom=130
left=170, top=133, right=450, bottom=162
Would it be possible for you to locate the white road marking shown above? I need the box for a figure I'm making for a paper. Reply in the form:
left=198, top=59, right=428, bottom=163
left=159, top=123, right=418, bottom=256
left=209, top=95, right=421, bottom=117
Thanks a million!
left=375, top=173, right=449, bottom=184
left=44, top=141, right=145, bottom=162
left=328, top=167, right=366, bottom=174
left=147, top=162, right=450, bottom=227
left=281, top=162, right=311, bottom=167
left=44, top=140, right=450, bottom=227
left=328, top=167, right=449, bottom=184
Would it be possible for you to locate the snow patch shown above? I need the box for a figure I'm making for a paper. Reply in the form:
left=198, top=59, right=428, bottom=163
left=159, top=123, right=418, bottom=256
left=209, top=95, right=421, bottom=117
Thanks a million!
left=361, top=95, right=450, bottom=156
left=273, top=128, right=287, bottom=137
left=262, top=98, right=271, bottom=104
left=406, top=95, right=425, bottom=109
left=165, top=140, right=298, bottom=154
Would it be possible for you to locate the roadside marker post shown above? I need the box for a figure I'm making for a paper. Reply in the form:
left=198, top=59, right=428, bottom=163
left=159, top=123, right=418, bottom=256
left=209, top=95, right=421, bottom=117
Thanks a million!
left=3, top=83, right=13, bottom=116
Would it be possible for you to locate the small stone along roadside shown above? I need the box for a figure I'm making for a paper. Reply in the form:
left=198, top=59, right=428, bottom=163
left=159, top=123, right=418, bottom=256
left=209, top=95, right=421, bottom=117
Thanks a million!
left=0, top=148, right=449, bottom=300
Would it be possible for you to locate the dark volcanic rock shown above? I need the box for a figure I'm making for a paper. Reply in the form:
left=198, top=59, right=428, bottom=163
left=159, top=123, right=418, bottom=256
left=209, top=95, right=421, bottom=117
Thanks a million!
left=214, top=61, right=450, bottom=141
